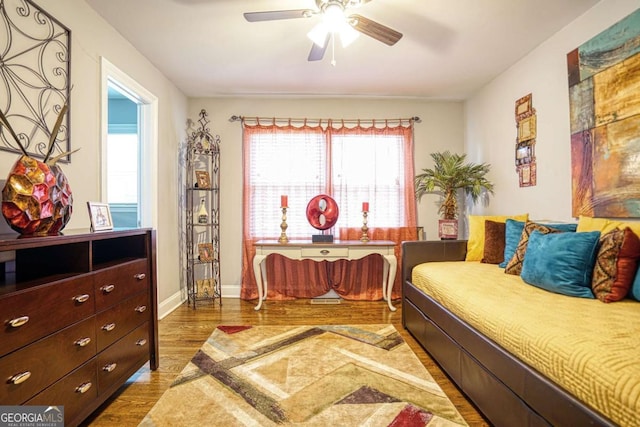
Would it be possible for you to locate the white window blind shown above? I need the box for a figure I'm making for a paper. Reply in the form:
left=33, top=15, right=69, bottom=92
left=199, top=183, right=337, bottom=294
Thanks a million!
left=245, top=124, right=413, bottom=239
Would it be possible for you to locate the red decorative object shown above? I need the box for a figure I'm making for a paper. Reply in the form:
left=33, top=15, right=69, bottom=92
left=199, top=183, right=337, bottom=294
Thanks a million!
left=0, top=99, right=76, bottom=235
left=306, top=194, right=339, bottom=230
left=280, top=195, right=288, bottom=208
left=2, top=155, right=73, bottom=235
left=362, top=201, right=369, bottom=212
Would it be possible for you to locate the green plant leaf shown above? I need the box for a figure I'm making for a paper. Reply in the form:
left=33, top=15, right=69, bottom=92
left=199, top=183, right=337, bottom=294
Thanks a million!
left=414, top=150, right=494, bottom=219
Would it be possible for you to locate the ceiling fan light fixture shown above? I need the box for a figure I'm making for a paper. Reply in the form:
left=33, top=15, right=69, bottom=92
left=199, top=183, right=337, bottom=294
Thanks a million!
left=307, top=23, right=329, bottom=47
left=323, top=3, right=345, bottom=32
left=339, top=23, right=359, bottom=47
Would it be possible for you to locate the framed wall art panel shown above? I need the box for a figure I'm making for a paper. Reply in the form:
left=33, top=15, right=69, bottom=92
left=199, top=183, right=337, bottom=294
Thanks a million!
left=567, top=8, right=640, bottom=218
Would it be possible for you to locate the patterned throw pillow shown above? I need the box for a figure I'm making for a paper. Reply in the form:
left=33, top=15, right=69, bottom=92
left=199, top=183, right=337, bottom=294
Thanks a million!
left=504, top=221, right=563, bottom=275
left=592, top=227, right=640, bottom=302
left=482, top=220, right=506, bottom=264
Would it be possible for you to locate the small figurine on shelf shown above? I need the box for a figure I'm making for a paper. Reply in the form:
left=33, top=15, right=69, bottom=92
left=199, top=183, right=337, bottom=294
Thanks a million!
left=197, top=198, right=208, bottom=224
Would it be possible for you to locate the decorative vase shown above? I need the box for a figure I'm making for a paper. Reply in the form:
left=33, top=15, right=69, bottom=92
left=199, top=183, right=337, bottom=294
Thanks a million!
left=2, top=155, right=73, bottom=235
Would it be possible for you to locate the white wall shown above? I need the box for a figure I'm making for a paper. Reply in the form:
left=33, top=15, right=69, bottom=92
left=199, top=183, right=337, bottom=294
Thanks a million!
left=188, top=97, right=464, bottom=296
left=0, top=1, right=188, bottom=315
left=465, top=0, right=639, bottom=223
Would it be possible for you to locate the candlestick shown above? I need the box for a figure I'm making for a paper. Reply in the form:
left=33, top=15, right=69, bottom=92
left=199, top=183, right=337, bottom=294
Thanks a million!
left=281, top=195, right=288, bottom=208
left=279, top=207, right=289, bottom=243
left=362, top=202, right=369, bottom=212
left=360, top=211, right=370, bottom=242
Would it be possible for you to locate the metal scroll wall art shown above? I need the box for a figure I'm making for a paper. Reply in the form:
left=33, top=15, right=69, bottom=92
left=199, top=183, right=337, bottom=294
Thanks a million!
left=515, top=93, right=537, bottom=187
left=0, top=0, right=72, bottom=162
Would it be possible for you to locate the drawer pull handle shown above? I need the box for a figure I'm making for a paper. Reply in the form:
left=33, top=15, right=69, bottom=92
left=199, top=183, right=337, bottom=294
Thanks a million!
left=76, top=382, right=92, bottom=394
left=320, top=250, right=330, bottom=255
left=7, top=316, right=29, bottom=328
left=136, top=339, right=147, bottom=347
left=73, top=294, right=90, bottom=303
left=8, top=371, right=31, bottom=385
left=74, top=337, right=92, bottom=347
left=101, top=284, right=115, bottom=293
left=134, top=273, right=146, bottom=280
left=102, top=363, right=117, bottom=373
left=102, top=323, right=116, bottom=332
left=135, top=305, right=147, bottom=313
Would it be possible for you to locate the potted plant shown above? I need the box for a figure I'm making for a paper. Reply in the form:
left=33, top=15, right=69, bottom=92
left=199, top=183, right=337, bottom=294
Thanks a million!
left=414, top=151, right=494, bottom=239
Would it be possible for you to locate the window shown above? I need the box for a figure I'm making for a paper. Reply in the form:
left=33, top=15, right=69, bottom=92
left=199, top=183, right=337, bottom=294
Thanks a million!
left=244, top=122, right=415, bottom=239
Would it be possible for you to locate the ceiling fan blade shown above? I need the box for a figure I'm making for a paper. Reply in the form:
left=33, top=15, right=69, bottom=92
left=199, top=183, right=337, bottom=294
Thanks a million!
left=349, top=14, right=403, bottom=46
left=244, top=9, right=312, bottom=22
left=308, top=34, right=330, bottom=61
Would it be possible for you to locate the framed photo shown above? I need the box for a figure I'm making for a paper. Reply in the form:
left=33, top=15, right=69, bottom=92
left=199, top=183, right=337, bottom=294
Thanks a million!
left=515, top=94, right=532, bottom=120
left=515, top=141, right=535, bottom=166
left=518, top=163, right=537, bottom=187
left=87, top=202, right=113, bottom=231
left=195, top=170, right=210, bottom=188
left=198, top=243, right=214, bottom=262
left=518, top=115, right=537, bottom=142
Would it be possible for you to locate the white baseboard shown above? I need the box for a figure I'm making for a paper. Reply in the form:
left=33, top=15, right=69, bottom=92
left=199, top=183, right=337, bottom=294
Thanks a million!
left=221, top=284, right=241, bottom=298
left=158, top=290, right=186, bottom=319
left=158, top=286, right=240, bottom=319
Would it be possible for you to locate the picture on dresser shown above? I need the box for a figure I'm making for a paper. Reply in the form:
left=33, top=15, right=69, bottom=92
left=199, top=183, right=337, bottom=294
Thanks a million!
left=87, top=202, right=113, bottom=231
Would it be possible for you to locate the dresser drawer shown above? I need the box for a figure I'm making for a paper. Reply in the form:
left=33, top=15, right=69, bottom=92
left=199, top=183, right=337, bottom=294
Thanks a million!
left=26, top=358, right=97, bottom=426
left=97, top=322, right=150, bottom=393
left=301, top=247, right=349, bottom=258
left=95, top=292, right=150, bottom=352
left=93, top=259, right=148, bottom=311
left=0, top=275, right=95, bottom=358
left=0, top=316, right=96, bottom=404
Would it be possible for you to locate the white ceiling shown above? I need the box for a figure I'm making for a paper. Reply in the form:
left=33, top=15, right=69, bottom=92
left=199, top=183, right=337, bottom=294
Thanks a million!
left=84, top=0, right=599, bottom=99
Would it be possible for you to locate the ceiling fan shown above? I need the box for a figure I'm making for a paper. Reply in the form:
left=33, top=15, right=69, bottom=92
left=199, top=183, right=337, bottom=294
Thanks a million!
left=243, top=0, right=403, bottom=62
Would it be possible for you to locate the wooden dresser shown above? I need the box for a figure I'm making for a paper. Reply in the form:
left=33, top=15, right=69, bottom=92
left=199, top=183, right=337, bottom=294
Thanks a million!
left=0, top=228, right=158, bottom=426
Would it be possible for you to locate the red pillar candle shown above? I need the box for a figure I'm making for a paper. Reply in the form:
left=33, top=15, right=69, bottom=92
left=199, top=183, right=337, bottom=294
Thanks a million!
left=281, top=195, right=288, bottom=208
left=362, top=202, right=369, bottom=212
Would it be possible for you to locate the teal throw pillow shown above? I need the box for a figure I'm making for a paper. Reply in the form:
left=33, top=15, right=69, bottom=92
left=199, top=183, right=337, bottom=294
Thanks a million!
left=630, top=269, right=640, bottom=301
left=500, top=220, right=578, bottom=268
left=544, top=223, right=578, bottom=232
left=500, top=219, right=525, bottom=268
left=520, top=230, right=600, bottom=298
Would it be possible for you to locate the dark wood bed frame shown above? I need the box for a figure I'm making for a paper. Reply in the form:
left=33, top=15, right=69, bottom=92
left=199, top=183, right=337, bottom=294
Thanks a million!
left=401, top=240, right=614, bottom=427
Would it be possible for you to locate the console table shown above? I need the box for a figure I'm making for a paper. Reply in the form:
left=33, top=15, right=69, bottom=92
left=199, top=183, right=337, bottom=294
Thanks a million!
left=253, top=240, right=397, bottom=311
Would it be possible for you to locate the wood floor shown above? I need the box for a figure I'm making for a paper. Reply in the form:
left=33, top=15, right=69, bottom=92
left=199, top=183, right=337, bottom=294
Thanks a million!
left=82, top=298, right=490, bottom=426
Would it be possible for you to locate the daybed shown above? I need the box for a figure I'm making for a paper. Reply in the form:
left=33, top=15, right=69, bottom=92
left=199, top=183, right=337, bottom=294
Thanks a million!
left=402, top=228, right=640, bottom=426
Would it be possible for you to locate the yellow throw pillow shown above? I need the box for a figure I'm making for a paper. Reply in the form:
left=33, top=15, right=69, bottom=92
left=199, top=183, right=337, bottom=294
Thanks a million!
left=466, top=214, right=529, bottom=261
left=577, top=215, right=640, bottom=237
left=576, top=216, right=611, bottom=232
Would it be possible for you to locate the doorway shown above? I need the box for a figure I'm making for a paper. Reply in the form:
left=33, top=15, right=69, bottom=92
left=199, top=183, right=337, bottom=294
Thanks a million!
left=101, top=58, right=158, bottom=229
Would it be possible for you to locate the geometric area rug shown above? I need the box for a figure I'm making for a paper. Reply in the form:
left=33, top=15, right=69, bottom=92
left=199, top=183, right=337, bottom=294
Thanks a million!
left=139, top=324, right=468, bottom=426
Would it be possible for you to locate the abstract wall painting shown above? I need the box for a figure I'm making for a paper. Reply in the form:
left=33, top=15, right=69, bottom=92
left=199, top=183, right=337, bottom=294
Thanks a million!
left=567, top=8, right=640, bottom=218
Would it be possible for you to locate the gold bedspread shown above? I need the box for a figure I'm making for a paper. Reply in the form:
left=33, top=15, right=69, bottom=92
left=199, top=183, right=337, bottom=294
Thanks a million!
left=411, top=261, right=640, bottom=427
